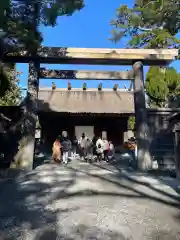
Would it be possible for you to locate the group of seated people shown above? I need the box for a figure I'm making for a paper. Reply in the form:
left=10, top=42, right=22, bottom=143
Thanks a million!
left=52, top=133, right=115, bottom=164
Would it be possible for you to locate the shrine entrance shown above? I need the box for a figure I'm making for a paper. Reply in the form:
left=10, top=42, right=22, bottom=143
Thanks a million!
left=38, top=111, right=129, bottom=152
left=4, top=47, right=178, bottom=171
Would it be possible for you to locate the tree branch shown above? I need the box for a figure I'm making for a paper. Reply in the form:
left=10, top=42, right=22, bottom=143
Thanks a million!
left=138, top=25, right=163, bottom=31
left=0, top=113, right=11, bottom=122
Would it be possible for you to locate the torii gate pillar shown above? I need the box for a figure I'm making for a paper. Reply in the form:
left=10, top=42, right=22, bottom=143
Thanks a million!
left=13, top=61, right=40, bottom=170
left=133, top=61, right=152, bottom=171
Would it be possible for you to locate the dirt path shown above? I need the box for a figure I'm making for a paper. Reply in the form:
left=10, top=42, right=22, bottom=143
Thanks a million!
left=0, top=160, right=180, bottom=239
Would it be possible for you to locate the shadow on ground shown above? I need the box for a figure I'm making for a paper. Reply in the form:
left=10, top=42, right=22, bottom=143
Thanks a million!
left=33, top=154, right=50, bottom=169
left=33, top=228, right=180, bottom=240
left=89, top=161, right=180, bottom=199
left=33, top=225, right=128, bottom=240
left=64, top=164, right=180, bottom=208
left=0, top=161, right=180, bottom=239
left=149, top=230, right=180, bottom=240
left=0, top=164, right=77, bottom=238
left=90, top=153, right=180, bottom=194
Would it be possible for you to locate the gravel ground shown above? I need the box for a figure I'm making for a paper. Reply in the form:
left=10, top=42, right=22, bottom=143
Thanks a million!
left=0, top=159, right=180, bottom=240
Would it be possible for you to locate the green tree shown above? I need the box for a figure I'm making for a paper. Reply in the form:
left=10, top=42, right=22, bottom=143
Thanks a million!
left=145, top=66, right=180, bottom=107
left=0, top=63, right=22, bottom=106
left=2, top=0, right=84, bottom=54
left=110, top=0, right=180, bottom=48
left=110, top=1, right=180, bottom=172
left=128, top=116, right=135, bottom=131
left=0, top=0, right=84, bottom=102
left=0, top=1, right=85, bottom=169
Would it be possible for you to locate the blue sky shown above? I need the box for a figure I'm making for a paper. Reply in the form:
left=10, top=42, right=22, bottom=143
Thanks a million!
left=17, top=0, right=179, bottom=94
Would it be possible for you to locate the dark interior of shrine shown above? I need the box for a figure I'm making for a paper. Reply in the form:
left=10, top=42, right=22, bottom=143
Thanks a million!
left=38, top=111, right=129, bottom=150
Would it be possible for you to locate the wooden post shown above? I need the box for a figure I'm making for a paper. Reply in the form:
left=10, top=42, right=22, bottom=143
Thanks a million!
left=13, top=1, right=40, bottom=170
left=133, top=61, right=152, bottom=171
left=13, top=61, right=39, bottom=170
left=174, top=126, right=180, bottom=179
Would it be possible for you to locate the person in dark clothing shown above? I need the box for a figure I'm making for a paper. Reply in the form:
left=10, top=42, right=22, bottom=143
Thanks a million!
left=128, top=137, right=137, bottom=168
left=78, top=133, right=87, bottom=161
left=92, top=135, right=97, bottom=156
left=61, top=137, right=71, bottom=164
left=72, top=136, right=78, bottom=159
left=86, top=138, right=93, bottom=162
left=102, top=137, right=110, bottom=162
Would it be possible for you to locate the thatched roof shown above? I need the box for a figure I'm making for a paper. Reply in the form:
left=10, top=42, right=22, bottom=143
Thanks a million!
left=37, top=88, right=134, bottom=114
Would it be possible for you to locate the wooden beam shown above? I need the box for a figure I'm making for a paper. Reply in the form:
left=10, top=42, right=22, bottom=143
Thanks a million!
left=4, top=47, right=178, bottom=65
left=39, top=68, right=134, bottom=80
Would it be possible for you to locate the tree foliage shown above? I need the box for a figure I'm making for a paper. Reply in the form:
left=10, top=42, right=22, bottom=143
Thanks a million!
left=110, top=1, right=180, bottom=107
left=1, top=0, right=84, bottom=54
left=128, top=116, right=135, bottom=131
left=110, top=0, right=180, bottom=48
left=145, top=66, right=180, bottom=107
left=0, top=63, right=22, bottom=106
left=0, top=0, right=84, bottom=104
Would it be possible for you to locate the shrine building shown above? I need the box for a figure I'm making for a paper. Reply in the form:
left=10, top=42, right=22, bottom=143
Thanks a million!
left=37, top=87, right=134, bottom=146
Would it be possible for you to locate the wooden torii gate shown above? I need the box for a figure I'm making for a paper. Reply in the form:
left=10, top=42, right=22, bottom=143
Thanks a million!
left=4, top=47, right=178, bottom=171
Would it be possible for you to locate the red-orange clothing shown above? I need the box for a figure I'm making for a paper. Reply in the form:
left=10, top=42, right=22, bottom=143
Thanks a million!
left=52, top=140, right=61, bottom=162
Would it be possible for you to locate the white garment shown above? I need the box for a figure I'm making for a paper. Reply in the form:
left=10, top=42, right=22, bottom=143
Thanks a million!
left=96, top=138, right=103, bottom=148
left=63, top=151, right=68, bottom=164
left=79, top=137, right=87, bottom=148
left=96, top=148, right=103, bottom=154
